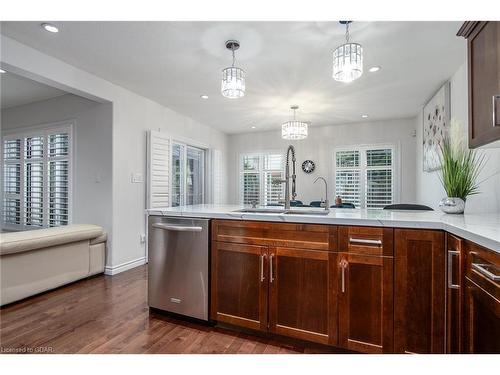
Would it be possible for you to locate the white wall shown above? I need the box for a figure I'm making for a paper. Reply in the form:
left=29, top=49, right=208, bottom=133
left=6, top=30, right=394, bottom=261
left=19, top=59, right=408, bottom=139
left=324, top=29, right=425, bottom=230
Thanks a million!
left=1, top=94, right=113, bottom=242
left=416, top=63, right=500, bottom=213
left=1, top=35, right=228, bottom=274
left=227, top=118, right=417, bottom=206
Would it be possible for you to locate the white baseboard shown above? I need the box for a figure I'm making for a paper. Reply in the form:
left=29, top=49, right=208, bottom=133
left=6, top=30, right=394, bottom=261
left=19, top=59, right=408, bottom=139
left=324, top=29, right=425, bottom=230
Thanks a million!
left=104, top=256, right=146, bottom=275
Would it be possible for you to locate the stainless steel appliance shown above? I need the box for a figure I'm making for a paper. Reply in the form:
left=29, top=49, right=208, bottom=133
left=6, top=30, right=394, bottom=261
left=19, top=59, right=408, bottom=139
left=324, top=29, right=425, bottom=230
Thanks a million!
left=148, top=216, right=210, bottom=321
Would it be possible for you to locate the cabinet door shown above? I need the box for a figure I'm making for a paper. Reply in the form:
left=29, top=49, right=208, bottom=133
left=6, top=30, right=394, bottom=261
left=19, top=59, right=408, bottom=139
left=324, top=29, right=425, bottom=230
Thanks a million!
left=336, top=252, right=394, bottom=353
left=268, top=247, right=333, bottom=345
left=394, top=229, right=445, bottom=353
left=466, top=21, right=500, bottom=147
left=446, top=234, right=464, bottom=353
left=211, top=242, right=268, bottom=331
left=464, top=278, right=500, bottom=353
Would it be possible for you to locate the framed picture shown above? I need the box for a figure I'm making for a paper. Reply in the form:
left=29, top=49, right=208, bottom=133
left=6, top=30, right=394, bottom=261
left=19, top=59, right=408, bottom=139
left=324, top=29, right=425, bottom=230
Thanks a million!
left=423, top=81, right=451, bottom=172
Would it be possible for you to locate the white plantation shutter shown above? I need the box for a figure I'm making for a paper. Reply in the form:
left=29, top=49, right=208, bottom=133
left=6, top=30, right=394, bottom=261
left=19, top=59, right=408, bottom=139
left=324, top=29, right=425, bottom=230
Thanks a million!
left=365, top=149, right=393, bottom=209
left=2, top=124, right=72, bottom=228
left=211, top=149, right=224, bottom=204
left=147, top=130, right=171, bottom=208
left=335, top=150, right=361, bottom=207
left=240, top=153, right=284, bottom=206
left=334, top=146, right=394, bottom=209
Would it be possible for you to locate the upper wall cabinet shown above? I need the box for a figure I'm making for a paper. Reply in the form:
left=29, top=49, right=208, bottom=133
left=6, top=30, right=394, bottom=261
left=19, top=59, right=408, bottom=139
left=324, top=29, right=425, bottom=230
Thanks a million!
left=458, top=22, right=500, bottom=148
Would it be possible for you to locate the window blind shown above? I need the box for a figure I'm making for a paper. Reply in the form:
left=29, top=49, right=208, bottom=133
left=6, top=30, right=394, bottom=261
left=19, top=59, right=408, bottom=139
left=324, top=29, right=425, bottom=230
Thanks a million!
left=2, top=125, right=72, bottom=228
left=240, top=153, right=284, bottom=206
left=147, top=130, right=171, bottom=209
left=334, top=146, right=394, bottom=209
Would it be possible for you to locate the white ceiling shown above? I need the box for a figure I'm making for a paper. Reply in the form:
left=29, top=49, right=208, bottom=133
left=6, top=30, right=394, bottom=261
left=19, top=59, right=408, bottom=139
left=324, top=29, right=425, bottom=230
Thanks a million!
left=0, top=71, right=67, bottom=109
left=0, top=21, right=465, bottom=133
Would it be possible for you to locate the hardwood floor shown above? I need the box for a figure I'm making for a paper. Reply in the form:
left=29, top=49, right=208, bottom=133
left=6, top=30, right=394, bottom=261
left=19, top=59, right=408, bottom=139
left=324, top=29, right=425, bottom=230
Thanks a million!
left=0, top=265, right=341, bottom=354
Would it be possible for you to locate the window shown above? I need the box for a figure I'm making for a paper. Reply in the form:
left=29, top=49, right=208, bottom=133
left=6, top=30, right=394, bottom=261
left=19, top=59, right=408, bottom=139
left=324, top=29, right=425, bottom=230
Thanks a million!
left=2, top=124, right=72, bottom=228
left=334, top=146, right=394, bottom=209
left=171, top=142, right=205, bottom=207
left=240, top=153, right=284, bottom=206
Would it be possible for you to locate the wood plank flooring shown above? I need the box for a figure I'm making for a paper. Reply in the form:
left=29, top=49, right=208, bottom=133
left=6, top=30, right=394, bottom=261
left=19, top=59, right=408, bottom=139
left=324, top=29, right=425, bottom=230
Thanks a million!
left=0, top=265, right=341, bottom=354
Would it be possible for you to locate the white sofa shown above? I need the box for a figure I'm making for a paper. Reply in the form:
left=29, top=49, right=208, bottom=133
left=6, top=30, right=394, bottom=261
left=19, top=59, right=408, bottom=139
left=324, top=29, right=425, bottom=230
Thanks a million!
left=0, top=224, right=107, bottom=306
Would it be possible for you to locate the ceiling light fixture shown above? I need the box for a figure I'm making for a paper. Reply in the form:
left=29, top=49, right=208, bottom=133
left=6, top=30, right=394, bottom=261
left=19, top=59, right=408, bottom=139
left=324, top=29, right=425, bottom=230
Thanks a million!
left=41, top=23, right=59, bottom=33
left=200, top=95, right=209, bottom=99
left=333, top=21, right=363, bottom=83
left=282, top=105, right=308, bottom=140
left=361, top=114, right=369, bottom=118
left=0, top=68, right=6, bottom=74
left=251, top=126, right=256, bottom=129
left=221, top=40, right=245, bottom=99
left=368, top=66, right=381, bottom=73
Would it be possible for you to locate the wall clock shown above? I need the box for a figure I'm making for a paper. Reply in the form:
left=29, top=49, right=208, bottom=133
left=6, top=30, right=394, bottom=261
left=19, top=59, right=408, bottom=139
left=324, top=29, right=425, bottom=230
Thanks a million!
left=302, top=160, right=315, bottom=174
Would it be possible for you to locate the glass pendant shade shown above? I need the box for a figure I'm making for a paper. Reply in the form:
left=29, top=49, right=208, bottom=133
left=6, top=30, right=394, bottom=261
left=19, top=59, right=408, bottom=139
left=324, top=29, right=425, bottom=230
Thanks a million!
left=332, top=42, right=363, bottom=82
left=221, top=66, right=245, bottom=99
left=281, top=120, right=308, bottom=140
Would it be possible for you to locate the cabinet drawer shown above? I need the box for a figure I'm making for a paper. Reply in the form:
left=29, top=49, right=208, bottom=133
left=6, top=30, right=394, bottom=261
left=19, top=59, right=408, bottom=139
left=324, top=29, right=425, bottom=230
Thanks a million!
left=338, top=226, right=393, bottom=256
left=212, top=220, right=337, bottom=251
left=465, top=240, right=500, bottom=301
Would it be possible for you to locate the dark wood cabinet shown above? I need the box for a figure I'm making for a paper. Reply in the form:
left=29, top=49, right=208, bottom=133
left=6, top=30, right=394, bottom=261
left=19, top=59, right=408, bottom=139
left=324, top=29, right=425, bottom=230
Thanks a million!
left=463, top=240, right=500, bottom=353
left=268, top=246, right=333, bottom=345
left=394, top=229, right=445, bottom=353
left=335, top=252, right=394, bottom=353
left=458, top=21, right=500, bottom=148
left=446, top=234, right=464, bottom=353
left=211, top=241, right=268, bottom=331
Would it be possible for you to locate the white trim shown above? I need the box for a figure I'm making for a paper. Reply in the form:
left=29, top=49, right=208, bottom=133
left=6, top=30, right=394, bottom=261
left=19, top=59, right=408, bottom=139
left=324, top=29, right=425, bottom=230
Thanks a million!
left=104, top=256, right=146, bottom=276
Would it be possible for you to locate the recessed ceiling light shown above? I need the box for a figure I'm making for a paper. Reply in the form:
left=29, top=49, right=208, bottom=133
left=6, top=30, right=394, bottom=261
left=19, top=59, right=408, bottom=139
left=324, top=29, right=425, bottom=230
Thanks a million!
left=251, top=126, right=256, bottom=129
left=368, top=66, right=381, bottom=73
left=361, top=114, right=369, bottom=118
left=0, top=68, right=6, bottom=74
left=42, top=23, right=59, bottom=33
left=200, top=95, right=208, bottom=99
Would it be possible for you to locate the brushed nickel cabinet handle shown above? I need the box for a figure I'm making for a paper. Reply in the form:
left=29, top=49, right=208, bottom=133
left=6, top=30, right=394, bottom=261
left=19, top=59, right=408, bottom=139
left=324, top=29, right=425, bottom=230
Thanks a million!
left=340, top=259, right=348, bottom=293
left=447, top=250, right=460, bottom=289
left=349, top=238, right=382, bottom=246
left=260, top=254, right=266, bottom=282
left=269, top=254, right=275, bottom=283
left=493, top=95, right=500, bottom=127
left=472, top=263, right=500, bottom=281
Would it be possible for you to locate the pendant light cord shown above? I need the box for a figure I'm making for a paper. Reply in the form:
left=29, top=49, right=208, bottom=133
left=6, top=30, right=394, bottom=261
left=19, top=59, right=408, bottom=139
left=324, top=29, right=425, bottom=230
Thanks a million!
left=345, top=22, right=350, bottom=43
left=232, top=47, right=236, bottom=67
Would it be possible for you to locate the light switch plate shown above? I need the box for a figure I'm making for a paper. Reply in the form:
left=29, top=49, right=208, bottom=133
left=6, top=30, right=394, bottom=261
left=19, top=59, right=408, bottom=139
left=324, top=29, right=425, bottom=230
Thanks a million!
left=131, top=172, right=143, bottom=183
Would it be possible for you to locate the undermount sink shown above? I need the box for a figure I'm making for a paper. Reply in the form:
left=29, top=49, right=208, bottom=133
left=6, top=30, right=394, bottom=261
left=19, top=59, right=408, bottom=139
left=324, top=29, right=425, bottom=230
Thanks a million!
left=233, top=208, right=330, bottom=215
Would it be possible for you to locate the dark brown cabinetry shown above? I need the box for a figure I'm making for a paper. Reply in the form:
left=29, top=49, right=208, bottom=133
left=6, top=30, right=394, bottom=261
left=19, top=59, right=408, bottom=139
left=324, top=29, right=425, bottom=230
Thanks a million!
left=458, top=21, right=500, bottom=148
left=335, top=226, right=394, bottom=353
left=446, top=234, right=464, bottom=353
left=268, top=247, right=332, bottom=345
left=463, top=240, right=500, bottom=353
left=211, top=220, right=337, bottom=345
left=394, top=229, right=446, bottom=353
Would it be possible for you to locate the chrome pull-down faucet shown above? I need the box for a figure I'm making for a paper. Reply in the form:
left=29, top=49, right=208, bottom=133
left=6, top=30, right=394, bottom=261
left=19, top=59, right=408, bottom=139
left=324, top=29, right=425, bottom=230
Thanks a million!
left=314, top=176, right=329, bottom=210
left=275, top=145, right=297, bottom=209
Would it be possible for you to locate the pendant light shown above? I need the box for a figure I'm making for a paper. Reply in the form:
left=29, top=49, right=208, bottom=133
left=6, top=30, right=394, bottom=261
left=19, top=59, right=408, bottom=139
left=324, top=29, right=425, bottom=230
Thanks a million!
left=221, top=40, right=246, bottom=99
left=282, top=105, right=308, bottom=140
left=332, top=21, right=363, bottom=83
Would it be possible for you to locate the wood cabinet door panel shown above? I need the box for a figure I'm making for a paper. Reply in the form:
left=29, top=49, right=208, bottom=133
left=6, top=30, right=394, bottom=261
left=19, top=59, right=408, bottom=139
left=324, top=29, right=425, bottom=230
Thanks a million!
left=394, top=229, right=445, bottom=353
left=464, top=278, right=500, bottom=353
left=268, top=247, right=332, bottom=345
left=336, top=252, right=394, bottom=353
left=211, top=241, right=268, bottom=331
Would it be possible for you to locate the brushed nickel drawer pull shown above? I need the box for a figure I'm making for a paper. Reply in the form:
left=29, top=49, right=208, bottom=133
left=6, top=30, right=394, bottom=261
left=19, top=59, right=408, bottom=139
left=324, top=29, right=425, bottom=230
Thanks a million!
left=349, top=238, right=382, bottom=246
left=447, top=250, right=460, bottom=289
left=472, top=263, right=500, bottom=281
left=493, top=95, right=500, bottom=127
left=269, top=254, right=275, bottom=283
left=260, top=254, right=266, bottom=282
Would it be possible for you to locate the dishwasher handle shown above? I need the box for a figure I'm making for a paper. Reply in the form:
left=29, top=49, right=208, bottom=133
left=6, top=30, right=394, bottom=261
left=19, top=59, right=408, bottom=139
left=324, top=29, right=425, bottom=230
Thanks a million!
left=152, top=223, right=203, bottom=232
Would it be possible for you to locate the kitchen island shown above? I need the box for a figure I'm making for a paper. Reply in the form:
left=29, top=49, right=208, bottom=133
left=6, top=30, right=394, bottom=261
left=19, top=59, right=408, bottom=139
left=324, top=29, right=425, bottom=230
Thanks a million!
left=147, top=204, right=500, bottom=353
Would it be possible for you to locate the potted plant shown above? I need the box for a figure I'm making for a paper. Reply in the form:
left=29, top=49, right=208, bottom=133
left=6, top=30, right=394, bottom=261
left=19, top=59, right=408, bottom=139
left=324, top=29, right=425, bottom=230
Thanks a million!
left=438, top=120, right=485, bottom=214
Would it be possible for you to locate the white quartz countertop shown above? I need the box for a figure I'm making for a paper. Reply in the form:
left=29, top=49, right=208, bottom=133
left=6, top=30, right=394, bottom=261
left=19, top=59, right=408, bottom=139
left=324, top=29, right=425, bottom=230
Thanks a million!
left=147, top=204, right=500, bottom=253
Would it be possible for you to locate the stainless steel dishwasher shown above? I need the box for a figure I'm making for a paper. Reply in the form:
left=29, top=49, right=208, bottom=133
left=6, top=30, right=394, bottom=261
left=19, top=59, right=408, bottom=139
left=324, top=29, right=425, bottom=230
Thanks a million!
left=148, top=216, right=210, bottom=321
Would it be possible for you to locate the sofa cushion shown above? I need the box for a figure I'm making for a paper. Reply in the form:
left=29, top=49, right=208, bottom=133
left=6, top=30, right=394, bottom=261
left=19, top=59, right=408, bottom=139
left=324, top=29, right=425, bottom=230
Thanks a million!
left=0, top=224, right=104, bottom=256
